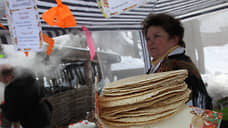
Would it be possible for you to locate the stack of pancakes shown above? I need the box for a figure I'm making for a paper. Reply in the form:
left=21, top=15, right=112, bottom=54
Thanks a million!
left=98, top=69, right=191, bottom=128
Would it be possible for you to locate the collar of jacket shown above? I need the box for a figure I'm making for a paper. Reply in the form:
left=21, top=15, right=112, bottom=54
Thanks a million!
left=148, top=46, right=185, bottom=73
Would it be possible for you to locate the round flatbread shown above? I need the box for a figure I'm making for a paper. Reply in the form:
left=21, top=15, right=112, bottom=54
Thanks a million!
left=104, top=70, right=188, bottom=89
left=99, top=105, right=186, bottom=127
left=99, top=83, right=187, bottom=107
left=102, top=99, right=187, bottom=120
left=100, top=88, right=190, bottom=116
left=98, top=70, right=190, bottom=128
left=102, top=76, right=186, bottom=96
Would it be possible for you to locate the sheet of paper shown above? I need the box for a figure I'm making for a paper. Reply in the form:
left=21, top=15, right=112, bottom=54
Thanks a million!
left=98, top=0, right=145, bottom=18
left=4, top=0, right=42, bottom=52
left=8, top=0, right=34, bottom=10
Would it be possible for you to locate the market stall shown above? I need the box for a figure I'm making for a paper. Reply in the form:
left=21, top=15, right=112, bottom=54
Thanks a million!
left=1, top=0, right=228, bottom=128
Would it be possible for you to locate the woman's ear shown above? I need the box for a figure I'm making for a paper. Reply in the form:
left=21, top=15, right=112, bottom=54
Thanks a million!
left=170, top=36, right=180, bottom=45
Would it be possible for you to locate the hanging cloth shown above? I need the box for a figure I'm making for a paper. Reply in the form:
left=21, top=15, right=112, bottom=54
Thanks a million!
left=42, top=0, right=76, bottom=28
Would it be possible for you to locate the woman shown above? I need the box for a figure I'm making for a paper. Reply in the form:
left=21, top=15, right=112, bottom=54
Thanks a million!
left=142, top=13, right=212, bottom=109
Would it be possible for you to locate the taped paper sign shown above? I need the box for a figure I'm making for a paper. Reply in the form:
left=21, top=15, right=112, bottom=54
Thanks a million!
left=4, top=0, right=42, bottom=52
left=97, top=0, right=145, bottom=18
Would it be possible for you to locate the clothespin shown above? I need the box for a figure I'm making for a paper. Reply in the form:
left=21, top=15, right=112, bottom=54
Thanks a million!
left=42, top=0, right=76, bottom=28
left=0, top=22, right=8, bottom=30
left=24, top=52, right=29, bottom=56
left=42, top=33, right=54, bottom=56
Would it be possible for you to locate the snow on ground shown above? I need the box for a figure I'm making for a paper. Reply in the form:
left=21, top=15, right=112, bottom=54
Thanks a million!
left=111, top=56, right=144, bottom=71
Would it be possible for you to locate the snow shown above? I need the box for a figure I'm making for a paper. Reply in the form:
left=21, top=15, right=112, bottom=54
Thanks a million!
left=111, top=56, right=144, bottom=71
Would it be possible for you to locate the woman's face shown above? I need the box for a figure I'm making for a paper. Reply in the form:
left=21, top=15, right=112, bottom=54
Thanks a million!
left=146, top=26, right=178, bottom=60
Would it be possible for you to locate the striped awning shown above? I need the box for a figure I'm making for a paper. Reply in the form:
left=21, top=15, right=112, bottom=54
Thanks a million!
left=1, top=0, right=228, bottom=39
left=40, top=0, right=228, bottom=30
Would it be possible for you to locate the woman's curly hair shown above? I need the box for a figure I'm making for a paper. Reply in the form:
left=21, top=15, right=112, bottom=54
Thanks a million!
left=142, top=13, right=185, bottom=48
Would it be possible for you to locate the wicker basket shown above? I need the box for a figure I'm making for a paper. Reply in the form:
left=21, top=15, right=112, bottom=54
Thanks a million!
left=47, top=86, right=91, bottom=128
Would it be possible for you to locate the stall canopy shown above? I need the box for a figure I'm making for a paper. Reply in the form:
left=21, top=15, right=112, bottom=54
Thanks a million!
left=1, top=0, right=228, bottom=43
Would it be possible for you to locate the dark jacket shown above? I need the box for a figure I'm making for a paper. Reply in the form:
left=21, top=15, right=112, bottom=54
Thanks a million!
left=2, top=68, right=52, bottom=128
left=154, top=53, right=213, bottom=109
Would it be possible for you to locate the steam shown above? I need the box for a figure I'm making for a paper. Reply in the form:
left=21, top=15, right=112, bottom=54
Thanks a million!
left=0, top=44, right=71, bottom=77
left=202, top=73, right=228, bottom=107
left=0, top=45, right=48, bottom=75
left=0, top=31, right=88, bottom=77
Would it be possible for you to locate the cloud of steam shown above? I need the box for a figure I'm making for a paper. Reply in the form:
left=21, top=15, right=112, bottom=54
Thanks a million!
left=0, top=31, right=89, bottom=77
left=0, top=44, right=71, bottom=77
left=202, top=73, right=228, bottom=106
